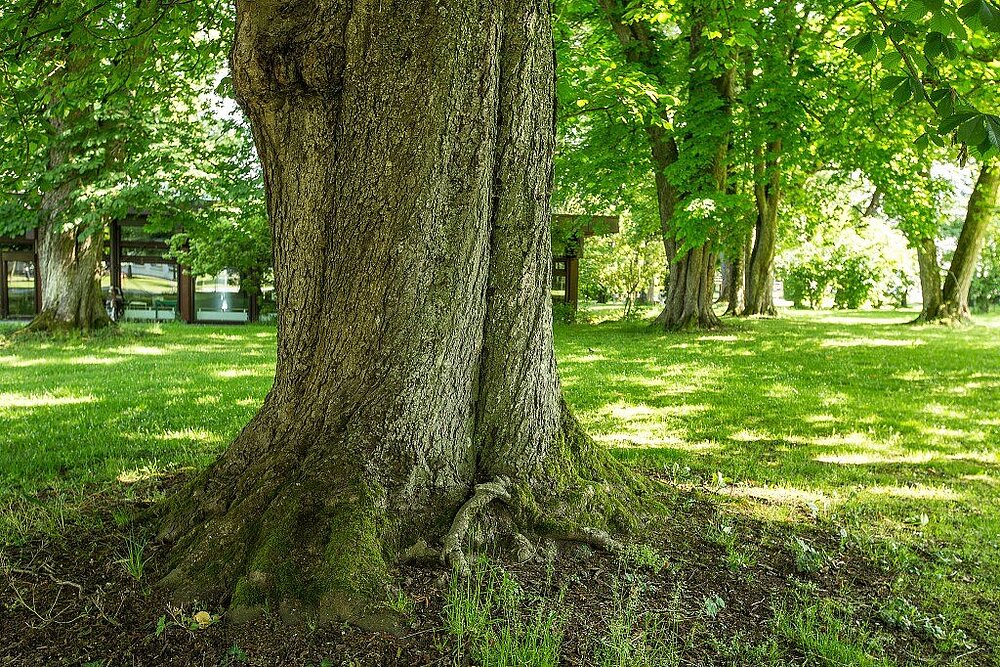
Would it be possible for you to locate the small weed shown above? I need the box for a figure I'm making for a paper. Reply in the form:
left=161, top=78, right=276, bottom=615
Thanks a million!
left=388, top=590, right=415, bottom=616
left=595, top=579, right=680, bottom=667
left=116, top=535, right=148, bottom=582
left=624, top=543, right=667, bottom=572
left=774, top=599, right=893, bottom=667
left=443, top=559, right=565, bottom=667
left=702, top=594, right=726, bottom=619
left=878, top=597, right=973, bottom=651
left=789, top=536, right=829, bottom=574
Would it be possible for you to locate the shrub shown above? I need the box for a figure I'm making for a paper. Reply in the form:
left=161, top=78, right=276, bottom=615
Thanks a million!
left=831, top=252, right=881, bottom=310
left=781, top=258, right=830, bottom=309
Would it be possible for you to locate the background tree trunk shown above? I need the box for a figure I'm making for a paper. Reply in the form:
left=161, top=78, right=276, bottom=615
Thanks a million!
left=159, top=0, right=631, bottom=629
left=722, top=235, right=750, bottom=315
left=914, top=160, right=999, bottom=323
left=915, top=236, right=944, bottom=321
left=940, top=160, right=1000, bottom=320
left=23, top=128, right=110, bottom=334
left=743, top=140, right=781, bottom=317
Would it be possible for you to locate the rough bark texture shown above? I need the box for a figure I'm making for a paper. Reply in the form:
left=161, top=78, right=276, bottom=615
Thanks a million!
left=721, top=236, right=749, bottom=315
left=22, top=122, right=110, bottom=334
left=159, top=0, right=635, bottom=629
left=915, top=160, right=1000, bottom=323
left=743, top=140, right=781, bottom=317
left=915, top=236, right=944, bottom=322
left=940, top=160, right=1000, bottom=320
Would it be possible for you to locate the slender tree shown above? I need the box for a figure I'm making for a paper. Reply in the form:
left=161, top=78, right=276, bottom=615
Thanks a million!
left=159, top=0, right=635, bottom=627
left=935, top=160, right=1000, bottom=320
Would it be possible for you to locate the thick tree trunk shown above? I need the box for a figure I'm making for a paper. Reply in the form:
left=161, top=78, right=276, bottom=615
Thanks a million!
left=659, top=243, right=720, bottom=329
left=743, top=140, right=781, bottom=317
left=24, top=220, right=109, bottom=333
left=22, top=123, right=110, bottom=334
left=159, top=0, right=631, bottom=629
left=940, top=160, right=1000, bottom=320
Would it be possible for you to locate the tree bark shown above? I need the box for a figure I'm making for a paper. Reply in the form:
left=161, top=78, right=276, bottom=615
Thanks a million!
left=914, top=160, right=1000, bottom=323
left=22, top=125, right=110, bottom=334
left=159, top=0, right=632, bottom=629
left=940, top=160, right=1000, bottom=320
left=743, top=140, right=781, bottom=317
left=915, top=236, right=944, bottom=321
left=722, top=235, right=750, bottom=315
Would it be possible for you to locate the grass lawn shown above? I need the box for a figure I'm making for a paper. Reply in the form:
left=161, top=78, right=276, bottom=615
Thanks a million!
left=2, top=310, right=998, bottom=665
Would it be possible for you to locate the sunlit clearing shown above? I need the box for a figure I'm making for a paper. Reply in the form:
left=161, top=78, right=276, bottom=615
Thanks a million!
left=719, top=484, right=827, bottom=505
left=214, top=367, right=266, bottom=379
left=117, top=463, right=167, bottom=484
left=820, top=337, right=924, bottom=348
left=115, top=345, right=167, bottom=356
left=864, top=485, right=960, bottom=501
left=594, top=431, right=686, bottom=448
left=0, top=356, right=49, bottom=368
left=730, top=429, right=776, bottom=442
left=814, top=451, right=937, bottom=465
left=154, top=428, right=224, bottom=445
left=0, top=393, right=96, bottom=409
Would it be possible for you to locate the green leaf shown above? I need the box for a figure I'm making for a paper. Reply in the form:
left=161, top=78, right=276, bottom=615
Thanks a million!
left=893, top=81, right=914, bottom=104
left=940, top=111, right=979, bottom=133
left=957, top=116, right=987, bottom=145
left=880, top=75, right=909, bottom=90
left=985, top=115, right=1000, bottom=149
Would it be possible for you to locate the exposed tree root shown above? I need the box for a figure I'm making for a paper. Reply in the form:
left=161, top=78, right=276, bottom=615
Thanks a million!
left=403, top=472, right=632, bottom=578
left=442, top=477, right=512, bottom=576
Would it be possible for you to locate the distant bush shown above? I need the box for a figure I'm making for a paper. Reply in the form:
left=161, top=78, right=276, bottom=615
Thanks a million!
left=551, top=302, right=578, bottom=324
left=781, top=258, right=830, bottom=309
left=831, top=251, right=882, bottom=310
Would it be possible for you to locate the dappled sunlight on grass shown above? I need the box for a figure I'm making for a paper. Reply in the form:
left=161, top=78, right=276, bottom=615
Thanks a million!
left=814, top=451, right=938, bottom=465
left=0, top=322, right=275, bottom=496
left=862, top=485, right=961, bottom=501
left=555, top=308, right=1000, bottom=635
left=820, top=337, right=925, bottom=348
left=114, top=344, right=168, bottom=356
left=153, top=428, right=225, bottom=445
left=213, top=367, right=270, bottom=379
left=1, top=392, right=97, bottom=409
left=717, top=484, right=827, bottom=505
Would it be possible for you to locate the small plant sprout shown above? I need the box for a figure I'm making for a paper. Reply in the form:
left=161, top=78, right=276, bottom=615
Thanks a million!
left=116, top=535, right=148, bottom=582
left=388, top=590, right=415, bottom=616
left=703, top=594, right=726, bottom=619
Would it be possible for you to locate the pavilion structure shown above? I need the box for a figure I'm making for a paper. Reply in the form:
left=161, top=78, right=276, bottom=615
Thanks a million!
left=551, top=213, right=619, bottom=310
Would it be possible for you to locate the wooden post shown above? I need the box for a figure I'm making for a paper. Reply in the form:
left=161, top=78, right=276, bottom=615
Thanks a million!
left=110, top=219, right=122, bottom=293
left=178, top=268, right=195, bottom=323
left=0, top=257, right=8, bottom=319
left=565, top=256, right=579, bottom=310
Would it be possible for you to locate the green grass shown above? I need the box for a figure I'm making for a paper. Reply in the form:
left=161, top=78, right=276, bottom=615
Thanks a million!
left=2, top=309, right=999, bottom=661
left=557, top=308, right=1000, bottom=657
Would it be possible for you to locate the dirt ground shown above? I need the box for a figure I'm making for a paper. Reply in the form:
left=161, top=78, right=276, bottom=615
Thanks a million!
left=2, top=474, right=938, bottom=667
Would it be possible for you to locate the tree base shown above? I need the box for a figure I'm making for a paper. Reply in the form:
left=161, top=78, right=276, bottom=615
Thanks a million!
left=910, top=303, right=971, bottom=326
left=17, top=308, right=112, bottom=336
left=156, top=402, right=649, bottom=630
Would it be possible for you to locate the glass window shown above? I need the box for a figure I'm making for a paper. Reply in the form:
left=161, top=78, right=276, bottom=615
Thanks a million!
left=6, top=260, right=36, bottom=317
left=121, top=262, right=178, bottom=321
left=196, top=270, right=250, bottom=322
